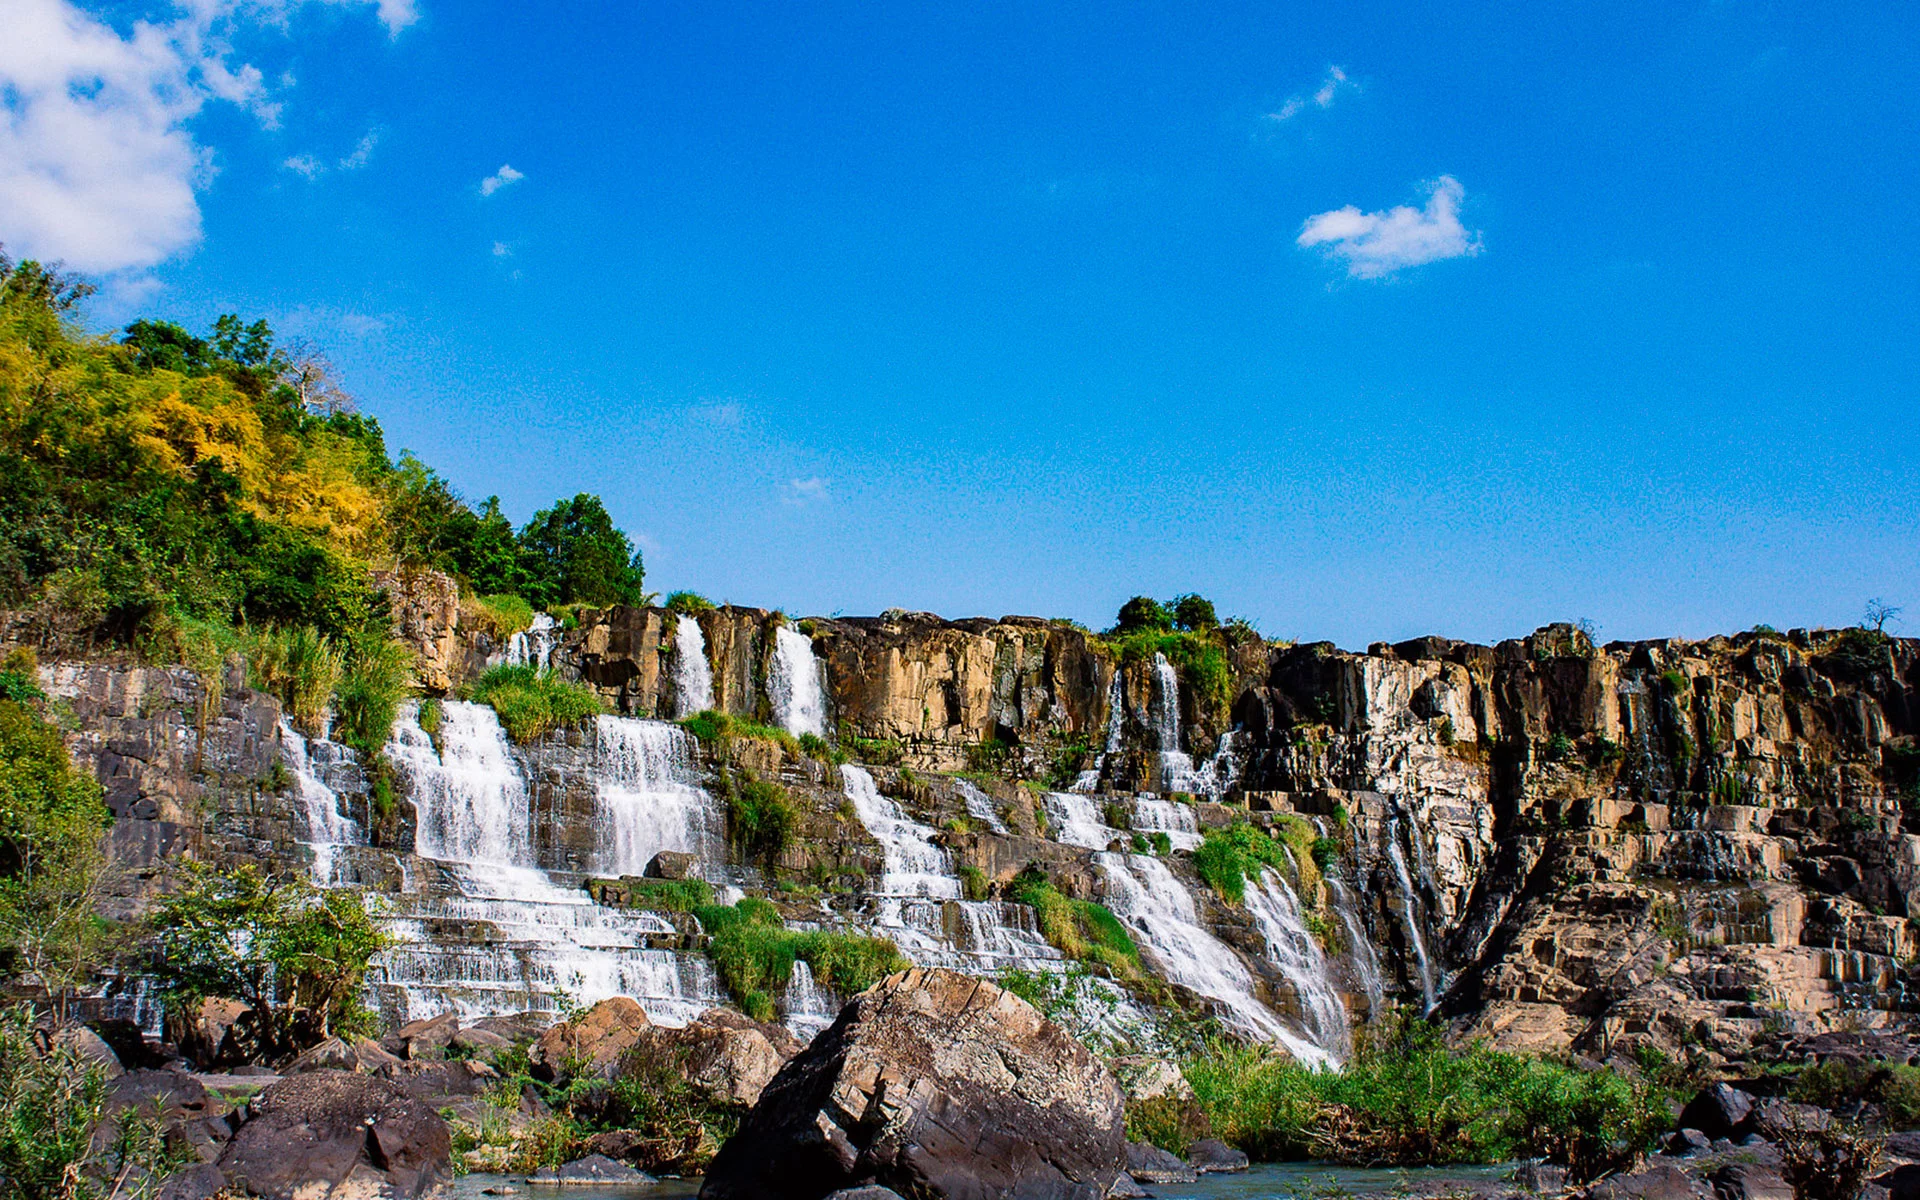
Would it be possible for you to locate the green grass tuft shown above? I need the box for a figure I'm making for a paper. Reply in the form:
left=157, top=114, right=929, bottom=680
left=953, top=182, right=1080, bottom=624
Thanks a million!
left=468, top=664, right=604, bottom=742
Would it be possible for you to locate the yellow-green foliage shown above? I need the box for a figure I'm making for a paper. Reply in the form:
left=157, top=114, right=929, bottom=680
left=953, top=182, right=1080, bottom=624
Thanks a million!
left=694, top=899, right=906, bottom=1022
left=463, top=593, right=535, bottom=640
left=1192, top=823, right=1292, bottom=904
left=678, top=709, right=799, bottom=757
left=468, top=665, right=603, bottom=743
left=1008, top=868, right=1139, bottom=978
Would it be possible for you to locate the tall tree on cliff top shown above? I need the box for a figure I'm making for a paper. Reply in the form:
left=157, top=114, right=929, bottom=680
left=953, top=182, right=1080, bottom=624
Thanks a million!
left=517, top=493, right=647, bottom=608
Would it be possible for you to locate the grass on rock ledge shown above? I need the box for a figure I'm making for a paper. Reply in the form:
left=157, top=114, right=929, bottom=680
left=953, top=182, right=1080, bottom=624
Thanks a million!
left=1007, top=867, right=1140, bottom=980
left=694, top=898, right=906, bottom=1023
left=468, top=664, right=603, bottom=742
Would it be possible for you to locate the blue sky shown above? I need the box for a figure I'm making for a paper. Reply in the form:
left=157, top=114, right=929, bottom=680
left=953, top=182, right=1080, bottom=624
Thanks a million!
left=4, top=1, right=1916, bottom=647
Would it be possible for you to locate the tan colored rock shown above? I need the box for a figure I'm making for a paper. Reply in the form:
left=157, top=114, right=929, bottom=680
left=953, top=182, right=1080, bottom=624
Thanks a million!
left=530, top=997, right=651, bottom=1082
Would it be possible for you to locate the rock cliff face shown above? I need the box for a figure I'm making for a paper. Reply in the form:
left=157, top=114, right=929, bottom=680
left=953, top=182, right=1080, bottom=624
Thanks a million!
left=25, top=579, right=1920, bottom=1068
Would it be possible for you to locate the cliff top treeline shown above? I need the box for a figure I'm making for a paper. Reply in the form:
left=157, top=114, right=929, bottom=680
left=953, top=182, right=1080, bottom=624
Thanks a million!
left=0, top=251, right=646, bottom=657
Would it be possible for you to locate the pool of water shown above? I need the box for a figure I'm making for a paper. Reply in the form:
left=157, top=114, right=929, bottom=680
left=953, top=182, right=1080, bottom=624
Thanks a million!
left=454, top=1161, right=1519, bottom=1200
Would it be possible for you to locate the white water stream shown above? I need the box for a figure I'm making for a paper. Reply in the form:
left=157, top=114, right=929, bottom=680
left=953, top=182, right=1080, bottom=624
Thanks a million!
left=673, top=615, right=716, bottom=717
left=592, top=715, right=723, bottom=876
left=280, top=719, right=364, bottom=886
left=769, top=626, right=828, bottom=737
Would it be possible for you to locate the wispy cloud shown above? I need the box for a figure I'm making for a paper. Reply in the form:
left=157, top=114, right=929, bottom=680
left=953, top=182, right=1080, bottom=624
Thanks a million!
left=491, top=241, right=511, bottom=257
left=781, top=477, right=829, bottom=507
left=0, top=0, right=410, bottom=277
left=339, top=129, right=378, bottom=170
left=1296, top=175, right=1482, bottom=279
left=1267, top=65, right=1357, bottom=123
left=479, top=163, right=523, bottom=196
left=691, top=401, right=744, bottom=428
left=283, top=153, right=325, bottom=179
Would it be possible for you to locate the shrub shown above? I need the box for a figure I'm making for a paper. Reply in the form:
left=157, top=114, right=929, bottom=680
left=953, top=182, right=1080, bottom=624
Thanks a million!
left=333, top=635, right=413, bottom=757
left=1114, top=596, right=1173, bottom=634
left=1108, top=630, right=1234, bottom=724
left=695, top=900, right=904, bottom=1013
left=0, top=1006, right=109, bottom=1200
left=1778, top=1121, right=1884, bottom=1200
left=1544, top=733, right=1574, bottom=762
left=1151, top=831, right=1172, bottom=856
left=959, top=865, right=990, bottom=901
left=1192, top=824, right=1290, bottom=904
left=1166, top=1016, right=1671, bottom=1179
left=727, top=775, right=795, bottom=863
left=244, top=624, right=343, bottom=736
left=1007, top=868, right=1138, bottom=976
left=597, top=877, right=714, bottom=913
left=1310, top=837, right=1341, bottom=874
left=416, top=697, right=442, bottom=739
left=1660, top=669, right=1690, bottom=693
left=469, top=664, right=603, bottom=743
left=664, top=592, right=715, bottom=616
left=677, top=710, right=798, bottom=757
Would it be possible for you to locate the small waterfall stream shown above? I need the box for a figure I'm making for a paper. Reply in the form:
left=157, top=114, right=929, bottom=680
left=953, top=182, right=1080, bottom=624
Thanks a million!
left=1387, top=817, right=1438, bottom=1011
left=279, top=719, right=365, bottom=885
left=1131, top=796, right=1202, bottom=850
left=1328, top=877, right=1388, bottom=1018
left=1244, top=867, right=1350, bottom=1060
left=769, top=626, right=828, bottom=737
left=1070, top=670, right=1126, bottom=793
left=673, top=615, right=716, bottom=717
left=502, top=613, right=557, bottom=669
left=1043, top=790, right=1123, bottom=850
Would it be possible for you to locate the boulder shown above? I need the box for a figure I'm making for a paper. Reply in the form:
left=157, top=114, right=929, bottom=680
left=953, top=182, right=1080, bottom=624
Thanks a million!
left=175, top=998, right=254, bottom=1069
left=822, top=1190, right=907, bottom=1200
left=630, top=1008, right=799, bottom=1107
left=699, top=967, right=1126, bottom=1200
left=472, top=1013, right=549, bottom=1044
left=49, top=1022, right=124, bottom=1079
left=1679, top=1084, right=1754, bottom=1140
left=1585, top=1164, right=1711, bottom=1200
left=527, top=1154, right=654, bottom=1185
left=287, top=1036, right=404, bottom=1075
left=381, top=1058, right=498, bottom=1102
left=1113, top=1058, right=1192, bottom=1102
left=217, top=1069, right=450, bottom=1200
left=529, top=998, right=650, bottom=1083
left=1666, top=1129, right=1712, bottom=1157
left=1185, top=1139, right=1249, bottom=1175
left=95, top=1069, right=226, bottom=1166
left=154, top=1163, right=228, bottom=1200
left=452, top=1026, right=513, bottom=1056
left=1513, top=1162, right=1568, bottom=1193
left=1124, top=1142, right=1195, bottom=1184
left=1105, top=1175, right=1149, bottom=1199
left=1746, top=1099, right=1831, bottom=1140
left=386, top=1013, right=459, bottom=1061
left=1712, top=1163, right=1792, bottom=1200
left=91, top=1018, right=169, bottom=1071
left=646, top=851, right=697, bottom=879
left=1879, top=1164, right=1920, bottom=1200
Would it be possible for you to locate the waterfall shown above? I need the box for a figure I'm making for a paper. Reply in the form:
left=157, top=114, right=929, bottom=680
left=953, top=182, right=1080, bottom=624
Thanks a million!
left=783, top=959, right=837, bottom=1041
left=841, top=765, right=1064, bottom=976
left=1070, top=670, right=1126, bottom=793
left=1096, top=853, right=1335, bottom=1068
left=956, top=778, right=1008, bottom=833
left=769, top=626, right=827, bottom=737
left=841, top=765, right=959, bottom=899
left=673, top=615, right=715, bottom=717
left=1152, top=653, right=1194, bottom=792
left=1328, top=878, right=1388, bottom=1018
left=279, top=719, right=364, bottom=885
left=1244, top=867, right=1350, bottom=1061
left=388, top=701, right=531, bottom=866
left=374, top=701, right=727, bottom=1025
left=1130, top=796, right=1202, bottom=851
left=1043, top=791, right=1123, bottom=850
left=1387, top=817, right=1438, bottom=1011
left=592, top=716, right=725, bottom=876
left=503, top=613, right=557, bottom=669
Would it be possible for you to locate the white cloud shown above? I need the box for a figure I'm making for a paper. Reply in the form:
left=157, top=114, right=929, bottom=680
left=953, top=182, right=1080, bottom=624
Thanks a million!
left=283, top=153, right=324, bottom=178
left=339, top=129, right=377, bottom=169
left=1296, top=175, right=1482, bottom=279
left=781, top=477, right=829, bottom=506
left=0, top=0, right=411, bottom=276
left=479, top=163, right=523, bottom=196
left=490, top=241, right=511, bottom=257
left=1267, top=65, right=1356, bottom=123
left=691, top=401, right=743, bottom=428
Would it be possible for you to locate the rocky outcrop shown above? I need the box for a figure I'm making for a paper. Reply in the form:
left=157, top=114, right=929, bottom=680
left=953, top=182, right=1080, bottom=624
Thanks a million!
left=529, top=997, right=651, bottom=1082
left=216, top=1070, right=450, bottom=1200
left=700, top=967, right=1125, bottom=1200
left=631, top=1008, right=801, bottom=1108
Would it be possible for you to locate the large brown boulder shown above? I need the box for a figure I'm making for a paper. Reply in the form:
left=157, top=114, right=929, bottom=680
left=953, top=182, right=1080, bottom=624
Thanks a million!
left=217, top=1069, right=450, bottom=1200
left=632, top=1008, right=801, bottom=1108
left=699, top=967, right=1125, bottom=1200
left=529, top=997, right=650, bottom=1083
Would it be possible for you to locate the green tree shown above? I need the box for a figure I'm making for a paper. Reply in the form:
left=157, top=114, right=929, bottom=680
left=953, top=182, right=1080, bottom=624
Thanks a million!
left=1114, top=596, right=1173, bottom=634
left=0, top=695, right=114, bottom=1017
left=517, top=493, right=646, bottom=608
left=1171, top=594, right=1218, bottom=632
left=149, top=864, right=389, bottom=1057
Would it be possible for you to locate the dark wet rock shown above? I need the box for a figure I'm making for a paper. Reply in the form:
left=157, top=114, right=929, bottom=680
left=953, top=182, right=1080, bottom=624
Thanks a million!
left=1712, top=1162, right=1792, bottom=1200
left=1878, top=1164, right=1920, bottom=1200
left=646, top=851, right=697, bottom=879
left=50, top=1022, right=124, bottom=1079
left=153, top=1163, right=227, bottom=1200
left=91, top=1018, right=170, bottom=1070
left=287, top=1036, right=405, bottom=1075
left=1667, top=1129, right=1713, bottom=1157
left=385, top=1013, right=459, bottom=1061
left=1513, top=1162, right=1567, bottom=1193
left=452, top=1026, right=512, bottom=1056
left=527, top=1154, right=654, bottom=1185
left=821, top=1190, right=907, bottom=1200
left=1125, top=1142, right=1195, bottom=1184
left=1586, top=1163, right=1712, bottom=1200
left=95, top=1069, right=225, bottom=1165
left=1185, top=1139, right=1249, bottom=1175
left=700, top=967, right=1124, bottom=1200
left=1745, top=1099, right=1831, bottom=1141
left=1680, top=1085, right=1754, bottom=1141
left=1888, top=1132, right=1920, bottom=1162
left=217, top=1069, right=450, bottom=1200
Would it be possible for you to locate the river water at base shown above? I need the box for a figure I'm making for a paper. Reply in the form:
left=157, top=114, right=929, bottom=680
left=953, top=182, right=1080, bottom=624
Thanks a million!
left=452, top=1162, right=1519, bottom=1200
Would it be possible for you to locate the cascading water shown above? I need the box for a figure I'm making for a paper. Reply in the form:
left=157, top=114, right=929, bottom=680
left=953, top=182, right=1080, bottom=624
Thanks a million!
left=955, top=778, right=1008, bottom=833
left=279, top=719, right=365, bottom=885
left=768, top=626, right=827, bottom=737
left=1328, top=878, right=1388, bottom=1018
left=372, top=702, right=725, bottom=1025
left=1070, top=670, right=1126, bottom=793
left=1043, top=791, right=1123, bottom=850
left=592, top=716, right=724, bottom=876
left=1386, top=817, right=1438, bottom=1012
left=783, top=960, right=837, bottom=1040
left=1096, top=852, right=1334, bottom=1067
left=1244, top=867, right=1350, bottom=1062
left=1130, top=796, right=1202, bottom=851
left=503, top=613, right=557, bottom=670
left=840, top=765, right=1063, bottom=976
left=673, top=615, right=715, bottom=718
left=1151, top=653, right=1195, bottom=791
